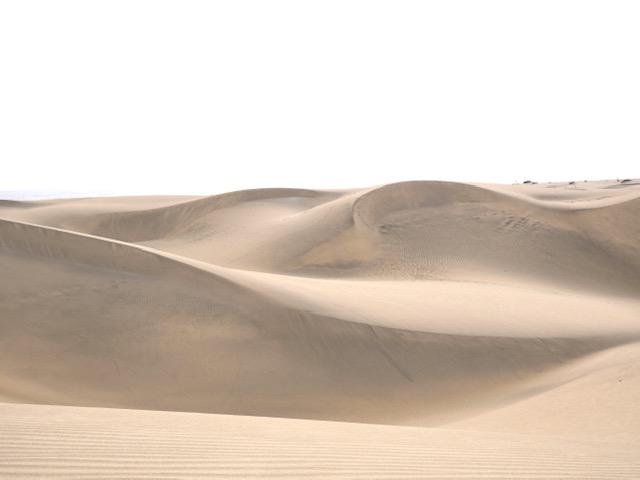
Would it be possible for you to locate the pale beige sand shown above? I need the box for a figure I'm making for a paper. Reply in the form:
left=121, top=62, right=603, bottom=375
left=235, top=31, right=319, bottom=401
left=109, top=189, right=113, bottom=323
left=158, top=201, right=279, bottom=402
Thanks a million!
left=2, top=402, right=639, bottom=479
left=1, top=179, right=639, bottom=477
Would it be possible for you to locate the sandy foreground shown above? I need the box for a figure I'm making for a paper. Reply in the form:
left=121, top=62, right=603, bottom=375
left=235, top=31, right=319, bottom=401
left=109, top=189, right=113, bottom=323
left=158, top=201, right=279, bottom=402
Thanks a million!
left=1, top=179, right=639, bottom=478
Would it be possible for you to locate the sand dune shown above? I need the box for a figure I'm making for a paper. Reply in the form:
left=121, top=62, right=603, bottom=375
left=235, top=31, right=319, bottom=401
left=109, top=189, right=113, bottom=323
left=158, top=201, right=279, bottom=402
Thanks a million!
left=2, top=402, right=639, bottom=479
left=1, top=179, right=639, bottom=477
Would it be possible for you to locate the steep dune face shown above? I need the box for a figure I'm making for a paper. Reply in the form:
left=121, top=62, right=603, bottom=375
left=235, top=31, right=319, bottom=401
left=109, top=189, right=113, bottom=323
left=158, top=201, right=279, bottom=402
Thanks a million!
left=66, top=188, right=340, bottom=243
left=1, top=179, right=639, bottom=443
left=17, top=188, right=363, bottom=272
left=1, top=219, right=626, bottom=425
left=450, top=341, right=640, bottom=440
left=349, top=181, right=640, bottom=294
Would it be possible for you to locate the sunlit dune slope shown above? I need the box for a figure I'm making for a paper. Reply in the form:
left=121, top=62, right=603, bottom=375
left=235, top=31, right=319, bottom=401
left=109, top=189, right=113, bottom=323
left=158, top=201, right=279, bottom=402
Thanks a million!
left=4, top=181, right=638, bottom=295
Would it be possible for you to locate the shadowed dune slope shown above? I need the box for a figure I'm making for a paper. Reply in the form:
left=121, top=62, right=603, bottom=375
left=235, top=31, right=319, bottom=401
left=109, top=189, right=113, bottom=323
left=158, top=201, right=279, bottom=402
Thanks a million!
left=2, top=218, right=634, bottom=426
left=349, top=181, right=640, bottom=294
left=45, top=188, right=342, bottom=242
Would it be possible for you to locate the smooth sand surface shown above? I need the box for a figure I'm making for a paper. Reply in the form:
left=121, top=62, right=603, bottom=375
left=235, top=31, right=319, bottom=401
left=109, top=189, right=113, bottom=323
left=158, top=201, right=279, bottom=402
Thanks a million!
left=1, top=179, right=639, bottom=478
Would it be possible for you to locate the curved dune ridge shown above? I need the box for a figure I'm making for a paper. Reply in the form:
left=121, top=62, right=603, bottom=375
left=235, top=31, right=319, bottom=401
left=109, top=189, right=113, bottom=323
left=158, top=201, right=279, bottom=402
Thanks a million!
left=1, top=179, right=639, bottom=478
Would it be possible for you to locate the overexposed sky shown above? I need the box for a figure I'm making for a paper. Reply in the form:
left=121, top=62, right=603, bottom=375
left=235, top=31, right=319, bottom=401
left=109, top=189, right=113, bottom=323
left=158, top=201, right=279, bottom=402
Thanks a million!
left=1, top=1, right=638, bottom=196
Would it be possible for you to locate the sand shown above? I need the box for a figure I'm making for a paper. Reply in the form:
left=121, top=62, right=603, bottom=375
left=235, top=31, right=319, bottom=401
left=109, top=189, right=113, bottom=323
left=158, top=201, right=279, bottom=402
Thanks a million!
left=1, top=179, right=639, bottom=478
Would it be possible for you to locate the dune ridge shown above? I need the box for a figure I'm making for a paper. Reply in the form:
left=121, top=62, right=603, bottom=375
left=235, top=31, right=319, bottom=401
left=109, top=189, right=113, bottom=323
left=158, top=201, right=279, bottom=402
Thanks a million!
left=1, top=179, right=639, bottom=477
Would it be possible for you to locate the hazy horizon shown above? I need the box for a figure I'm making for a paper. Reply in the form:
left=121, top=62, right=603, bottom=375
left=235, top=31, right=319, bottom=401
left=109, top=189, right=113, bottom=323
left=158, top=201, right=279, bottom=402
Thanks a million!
left=3, top=175, right=637, bottom=201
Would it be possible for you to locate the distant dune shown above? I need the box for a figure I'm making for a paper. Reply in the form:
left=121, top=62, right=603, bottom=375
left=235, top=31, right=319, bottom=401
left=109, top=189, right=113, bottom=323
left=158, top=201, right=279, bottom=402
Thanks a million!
left=1, top=179, right=639, bottom=478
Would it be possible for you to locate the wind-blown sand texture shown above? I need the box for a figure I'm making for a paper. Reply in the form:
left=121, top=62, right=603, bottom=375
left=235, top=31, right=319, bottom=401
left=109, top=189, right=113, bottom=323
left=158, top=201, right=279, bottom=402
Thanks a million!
left=1, top=179, right=639, bottom=478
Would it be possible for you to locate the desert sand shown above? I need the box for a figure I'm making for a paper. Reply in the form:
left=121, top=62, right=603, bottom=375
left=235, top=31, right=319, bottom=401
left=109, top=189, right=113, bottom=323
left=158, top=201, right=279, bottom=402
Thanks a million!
left=1, top=179, right=639, bottom=478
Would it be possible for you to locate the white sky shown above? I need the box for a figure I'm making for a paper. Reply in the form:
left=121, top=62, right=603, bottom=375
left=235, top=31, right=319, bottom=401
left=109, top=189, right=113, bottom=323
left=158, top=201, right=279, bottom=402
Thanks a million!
left=1, top=1, right=638, bottom=196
